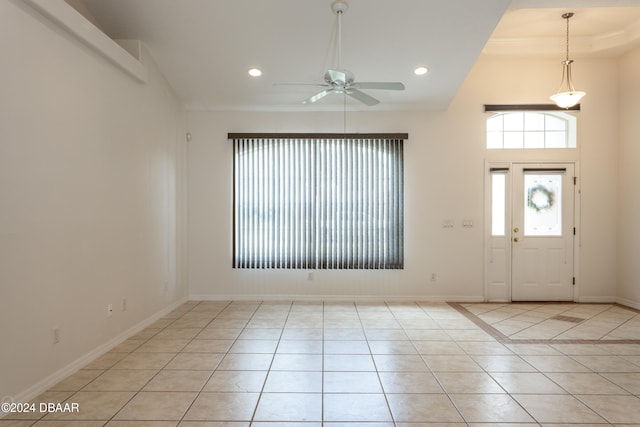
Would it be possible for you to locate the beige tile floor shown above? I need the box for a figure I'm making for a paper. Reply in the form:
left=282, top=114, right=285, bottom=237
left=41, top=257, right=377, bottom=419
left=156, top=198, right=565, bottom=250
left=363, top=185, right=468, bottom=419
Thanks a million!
left=2, top=300, right=640, bottom=426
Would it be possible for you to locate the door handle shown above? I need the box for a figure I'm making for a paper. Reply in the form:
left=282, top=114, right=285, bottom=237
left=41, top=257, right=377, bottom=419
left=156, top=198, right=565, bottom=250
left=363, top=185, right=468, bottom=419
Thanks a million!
left=513, top=227, right=519, bottom=233
left=513, top=237, right=520, bottom=242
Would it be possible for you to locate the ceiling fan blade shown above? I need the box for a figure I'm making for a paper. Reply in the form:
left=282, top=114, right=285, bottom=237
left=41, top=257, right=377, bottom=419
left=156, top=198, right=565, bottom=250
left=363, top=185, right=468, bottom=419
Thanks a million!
left=348, top=89, right=379, bottom=106
left=356, top=82, right=405, bottom=90
left=274, top=83, right=331, bottom=87
left=303, top=89, right=334, bottom=104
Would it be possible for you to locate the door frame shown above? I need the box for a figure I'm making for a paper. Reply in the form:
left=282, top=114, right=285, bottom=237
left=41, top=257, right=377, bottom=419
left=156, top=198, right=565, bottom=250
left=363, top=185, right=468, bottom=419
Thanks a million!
left=483, top=160, right=581, bottom=302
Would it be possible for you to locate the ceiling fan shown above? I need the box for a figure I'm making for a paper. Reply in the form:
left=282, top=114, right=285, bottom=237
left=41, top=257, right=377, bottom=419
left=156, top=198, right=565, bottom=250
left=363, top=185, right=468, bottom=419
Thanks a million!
left=285, top=0, right=405, bottom=106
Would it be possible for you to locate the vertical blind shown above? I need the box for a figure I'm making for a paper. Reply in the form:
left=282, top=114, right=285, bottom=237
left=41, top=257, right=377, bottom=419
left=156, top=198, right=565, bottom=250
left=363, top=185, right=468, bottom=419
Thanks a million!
left=231, top=134, right=406, bottom=269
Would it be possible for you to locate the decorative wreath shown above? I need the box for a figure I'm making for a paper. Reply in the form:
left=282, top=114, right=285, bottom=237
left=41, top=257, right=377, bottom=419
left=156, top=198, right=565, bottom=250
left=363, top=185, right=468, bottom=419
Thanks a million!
left=527, top=185, right=555, bottom=212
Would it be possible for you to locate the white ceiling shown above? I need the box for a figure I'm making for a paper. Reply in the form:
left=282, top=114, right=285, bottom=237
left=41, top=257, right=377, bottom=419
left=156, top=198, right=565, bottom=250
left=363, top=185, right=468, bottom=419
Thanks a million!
left=81, top=0, right=640, bottom=112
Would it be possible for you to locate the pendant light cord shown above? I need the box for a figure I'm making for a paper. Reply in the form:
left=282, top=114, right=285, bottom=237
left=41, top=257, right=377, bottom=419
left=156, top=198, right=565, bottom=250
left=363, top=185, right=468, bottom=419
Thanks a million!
left=561, top=12, right=574, bottom=62
left=565, top=14, right=570, bottom=62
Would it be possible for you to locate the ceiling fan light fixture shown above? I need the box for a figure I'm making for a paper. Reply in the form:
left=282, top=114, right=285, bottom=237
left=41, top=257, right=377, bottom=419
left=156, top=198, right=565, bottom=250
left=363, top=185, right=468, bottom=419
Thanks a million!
left=248, top=68, right=262, bottom=77
left=414, top=66, right=428, bottom=76
left=550, top=12, right=585, bottom=108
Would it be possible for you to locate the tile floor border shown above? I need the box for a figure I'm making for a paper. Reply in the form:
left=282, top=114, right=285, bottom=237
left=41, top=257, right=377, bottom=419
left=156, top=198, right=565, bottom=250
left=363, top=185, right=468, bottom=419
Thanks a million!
left=449, top=302, right=640, bottom=345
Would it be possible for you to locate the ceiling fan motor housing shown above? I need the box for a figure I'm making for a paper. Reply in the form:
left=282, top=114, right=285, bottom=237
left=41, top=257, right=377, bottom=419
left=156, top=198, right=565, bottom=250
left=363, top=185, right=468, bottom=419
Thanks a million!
left=324, top=69, right=354, bottom=86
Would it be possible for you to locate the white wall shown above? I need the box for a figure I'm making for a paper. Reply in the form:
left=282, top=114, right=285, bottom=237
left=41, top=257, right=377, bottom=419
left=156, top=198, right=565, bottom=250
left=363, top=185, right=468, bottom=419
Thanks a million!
left=617, top=46, right=640, bottom=307
left=0, top=1, right=187, bottom=400
left=187, top=54, right=622, bottom=303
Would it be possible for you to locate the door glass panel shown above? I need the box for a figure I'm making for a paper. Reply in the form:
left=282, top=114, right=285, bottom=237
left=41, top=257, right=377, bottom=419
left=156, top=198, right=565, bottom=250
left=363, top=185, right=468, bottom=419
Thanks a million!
left=524, top=173, right=562, bottom=236
left=491, top=173, right=506, bottom=236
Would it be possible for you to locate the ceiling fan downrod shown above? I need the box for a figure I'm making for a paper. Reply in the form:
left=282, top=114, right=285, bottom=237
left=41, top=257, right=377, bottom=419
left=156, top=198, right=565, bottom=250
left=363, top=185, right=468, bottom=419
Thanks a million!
left=331, top=0, right=348, bottom=70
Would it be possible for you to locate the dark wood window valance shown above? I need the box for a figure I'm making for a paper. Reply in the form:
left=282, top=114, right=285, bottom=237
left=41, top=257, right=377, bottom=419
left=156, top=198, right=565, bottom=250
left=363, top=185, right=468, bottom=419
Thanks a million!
left=228, top=133, right=408, bottom=140
left=484, top=104, right=580, bottom=112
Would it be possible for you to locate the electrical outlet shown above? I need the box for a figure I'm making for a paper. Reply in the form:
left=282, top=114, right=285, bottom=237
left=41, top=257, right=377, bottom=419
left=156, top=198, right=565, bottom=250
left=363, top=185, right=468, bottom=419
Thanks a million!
left=52, top=327, right=60, bottom=344
left=307, top=272, right=314, bottom=281
left=107, top=304, right=113, bottom=317
left=430, top=273, right=437, bottom=282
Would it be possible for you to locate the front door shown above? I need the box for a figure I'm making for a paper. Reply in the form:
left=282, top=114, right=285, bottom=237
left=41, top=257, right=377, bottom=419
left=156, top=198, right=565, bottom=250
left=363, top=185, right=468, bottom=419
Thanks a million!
left=511, top=163, right=575, bottom=301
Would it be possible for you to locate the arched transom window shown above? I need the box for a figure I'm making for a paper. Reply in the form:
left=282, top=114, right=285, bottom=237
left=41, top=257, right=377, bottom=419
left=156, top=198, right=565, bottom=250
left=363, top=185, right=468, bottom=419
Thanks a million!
left=486, top=111, right=577, bottom=149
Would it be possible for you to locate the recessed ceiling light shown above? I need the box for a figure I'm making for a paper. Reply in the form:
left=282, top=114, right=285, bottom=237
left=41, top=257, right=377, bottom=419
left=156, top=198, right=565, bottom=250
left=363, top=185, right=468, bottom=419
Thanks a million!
left=248, top=68, right=262, bottom=77
left=414, top=66, right=429, bottom=76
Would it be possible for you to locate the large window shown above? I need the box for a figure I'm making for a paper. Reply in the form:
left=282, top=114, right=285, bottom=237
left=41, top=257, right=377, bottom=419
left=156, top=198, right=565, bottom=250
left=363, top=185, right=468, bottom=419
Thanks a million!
left=231, top=134, right=405, bottom=269
left=486, top=111, right=577, bottom=149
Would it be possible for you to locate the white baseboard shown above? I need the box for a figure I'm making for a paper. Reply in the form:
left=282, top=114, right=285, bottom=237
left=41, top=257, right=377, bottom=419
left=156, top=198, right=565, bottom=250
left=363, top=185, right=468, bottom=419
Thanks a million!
left=9, top=297, right=188, bottom=407
left=577, top=296, right=617, bottom=303
left=616, top=297, right=640, bottom=310
left=188, top=294, right=484, bottom=303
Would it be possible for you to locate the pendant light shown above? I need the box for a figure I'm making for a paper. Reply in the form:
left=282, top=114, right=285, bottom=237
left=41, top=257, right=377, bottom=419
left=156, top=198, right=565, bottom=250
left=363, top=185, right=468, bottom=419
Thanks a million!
left=550, top=12, right=585, bottom=108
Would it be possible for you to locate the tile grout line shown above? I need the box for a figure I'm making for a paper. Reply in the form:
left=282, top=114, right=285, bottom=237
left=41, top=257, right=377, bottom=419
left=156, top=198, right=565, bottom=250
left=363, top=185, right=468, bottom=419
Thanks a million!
left=364, top=301, right=397, bottom=427
left=248, top=299, right=293, bottom=425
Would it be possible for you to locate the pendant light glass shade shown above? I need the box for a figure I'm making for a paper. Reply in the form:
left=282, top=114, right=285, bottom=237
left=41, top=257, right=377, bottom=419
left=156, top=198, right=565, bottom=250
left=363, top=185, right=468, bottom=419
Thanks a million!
left=550, top=60, right=586, bottom=108
left=550, top=13, right=585, bottom=108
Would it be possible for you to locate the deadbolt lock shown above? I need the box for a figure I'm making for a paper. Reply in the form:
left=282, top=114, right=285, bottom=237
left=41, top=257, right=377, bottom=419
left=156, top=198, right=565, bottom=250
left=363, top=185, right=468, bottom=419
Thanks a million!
left=513, top=227, right=519, bottom=233
left=513, top=237, right=520, bottom=242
